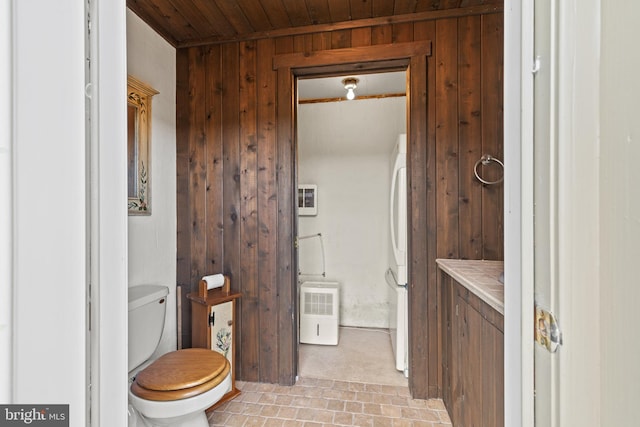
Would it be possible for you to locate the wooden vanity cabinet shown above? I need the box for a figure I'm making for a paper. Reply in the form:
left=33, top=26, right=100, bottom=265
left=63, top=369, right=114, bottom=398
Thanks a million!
left=440, top=271, right=504, bottom=427
left=187, top=285, right=242, bottom=409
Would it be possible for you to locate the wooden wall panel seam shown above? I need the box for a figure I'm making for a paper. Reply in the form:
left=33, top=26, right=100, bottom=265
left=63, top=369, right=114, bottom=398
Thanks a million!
left=187, top=47, right=208, bottom=296
left=176, top=48, right=193, bottom=347
left=480, top=12, right=504, bottom=261
left=457, top=15, right=483, bottom=260
left=239, top=39, right=261, bottom=382
left=204, top=44, right=224, bottom=284
left=435, top=18, right=460, bottom=261
left=256, top=38, right=279, bottom=384
left=221, top=42, right=243, bottom=377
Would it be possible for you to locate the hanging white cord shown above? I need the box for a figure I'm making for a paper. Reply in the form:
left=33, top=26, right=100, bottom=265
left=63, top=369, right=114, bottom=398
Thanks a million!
left=298, top=233, right=326, bottom=277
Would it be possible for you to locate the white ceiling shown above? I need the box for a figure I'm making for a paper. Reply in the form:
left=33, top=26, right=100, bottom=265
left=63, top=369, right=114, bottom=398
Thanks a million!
left=297, top=71, right=407, bottom=101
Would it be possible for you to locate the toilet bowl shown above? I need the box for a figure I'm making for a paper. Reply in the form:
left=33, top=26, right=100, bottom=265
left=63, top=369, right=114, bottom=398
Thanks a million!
left=128, top=285, right=231, bottom=427
left=128, top=349, right=231, bottom=426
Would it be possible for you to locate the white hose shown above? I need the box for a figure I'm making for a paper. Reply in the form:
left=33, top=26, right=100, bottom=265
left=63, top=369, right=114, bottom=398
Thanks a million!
left=298, top=233, right=326, bottom=277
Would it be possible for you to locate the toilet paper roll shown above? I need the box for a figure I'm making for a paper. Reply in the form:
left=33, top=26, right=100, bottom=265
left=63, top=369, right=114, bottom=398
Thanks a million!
left=201, top=274, right=225, bottom=290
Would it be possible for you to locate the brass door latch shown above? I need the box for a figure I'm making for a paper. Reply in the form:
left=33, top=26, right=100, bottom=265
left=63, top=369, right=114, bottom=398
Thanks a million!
left=535, top=306, right=563, bottom=353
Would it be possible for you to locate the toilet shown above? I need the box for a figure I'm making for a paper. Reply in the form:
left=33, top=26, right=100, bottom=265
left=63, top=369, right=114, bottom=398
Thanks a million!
left=128, top=285, right=231, bottom=427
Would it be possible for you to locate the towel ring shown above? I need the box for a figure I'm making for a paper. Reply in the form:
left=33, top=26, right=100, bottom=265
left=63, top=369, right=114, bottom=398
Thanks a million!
left=474, top=154, right=504, bottom=185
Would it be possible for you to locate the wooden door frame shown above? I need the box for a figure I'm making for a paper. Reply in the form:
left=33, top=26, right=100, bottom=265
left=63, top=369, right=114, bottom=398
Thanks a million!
left=273, top=41, right=436, bottom=398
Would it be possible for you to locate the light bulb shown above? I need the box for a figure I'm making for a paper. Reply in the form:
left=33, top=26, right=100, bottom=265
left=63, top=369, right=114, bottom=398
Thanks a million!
left=342, top=77, right=359, bottom=101
left=346, top=88, right=355, bottom=100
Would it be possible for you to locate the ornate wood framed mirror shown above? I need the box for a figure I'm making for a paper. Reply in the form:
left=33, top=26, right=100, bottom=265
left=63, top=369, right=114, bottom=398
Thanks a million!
left=127, top=75, right=158, bottom=215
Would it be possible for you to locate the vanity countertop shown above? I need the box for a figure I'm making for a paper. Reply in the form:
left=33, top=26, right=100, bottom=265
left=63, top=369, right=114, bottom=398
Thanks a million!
left=436, top=259, right=504, bottom=315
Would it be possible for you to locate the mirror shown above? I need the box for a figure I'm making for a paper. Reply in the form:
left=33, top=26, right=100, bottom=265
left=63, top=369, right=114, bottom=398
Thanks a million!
left=127, top=75, right=158, bottom=215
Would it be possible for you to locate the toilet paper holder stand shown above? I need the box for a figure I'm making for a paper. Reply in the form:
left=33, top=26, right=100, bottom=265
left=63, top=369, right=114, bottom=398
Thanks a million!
left=198, top=275, right=231, bottom=298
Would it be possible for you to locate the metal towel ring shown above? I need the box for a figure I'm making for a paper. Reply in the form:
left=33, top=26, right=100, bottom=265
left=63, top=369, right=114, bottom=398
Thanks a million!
left=474, top=154, right=504, bottom=185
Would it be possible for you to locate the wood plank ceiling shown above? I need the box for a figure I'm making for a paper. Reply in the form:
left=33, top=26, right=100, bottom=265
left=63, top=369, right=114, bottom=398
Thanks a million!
left=127, top=0, right=502, bottom=47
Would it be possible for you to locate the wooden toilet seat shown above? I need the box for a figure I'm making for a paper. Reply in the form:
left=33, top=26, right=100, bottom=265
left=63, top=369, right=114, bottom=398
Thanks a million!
left=130, top=348, right=230, bottom=401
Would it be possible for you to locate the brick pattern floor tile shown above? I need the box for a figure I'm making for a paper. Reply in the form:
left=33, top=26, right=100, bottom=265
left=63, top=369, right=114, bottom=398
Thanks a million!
left=208, top=378, right=452, bottom=427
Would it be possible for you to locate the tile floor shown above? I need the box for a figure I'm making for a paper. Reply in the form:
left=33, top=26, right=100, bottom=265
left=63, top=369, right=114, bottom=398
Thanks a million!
left=298, top=327, right=408, bottom=387
left=208, top=378, right=451, bottom=427
left=208, top=328, right=452, bottom=426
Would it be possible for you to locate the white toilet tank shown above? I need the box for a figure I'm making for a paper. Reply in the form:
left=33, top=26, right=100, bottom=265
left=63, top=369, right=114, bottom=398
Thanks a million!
left=128, top=285, right=169, bottom=372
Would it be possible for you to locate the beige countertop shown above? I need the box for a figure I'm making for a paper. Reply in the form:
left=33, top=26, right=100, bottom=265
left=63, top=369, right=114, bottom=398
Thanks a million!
left=436, top=259, right=504, bottom=315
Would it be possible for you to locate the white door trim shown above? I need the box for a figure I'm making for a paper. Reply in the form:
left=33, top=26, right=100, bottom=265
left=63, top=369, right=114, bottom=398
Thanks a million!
left=88, top=1, right=129, bottom=425
left=504, top=1, right=535, bottom=426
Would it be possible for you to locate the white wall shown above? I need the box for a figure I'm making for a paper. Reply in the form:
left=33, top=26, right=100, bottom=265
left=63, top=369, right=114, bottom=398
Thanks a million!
left=126, top=10, right=177, bottom=357
left=297, top=97, right=405, bottom=328
left=10, top=0, right=88, bottom=423
left=599, top=1, right=640, bottom=424
left=0, top=0, right=12, bottom=403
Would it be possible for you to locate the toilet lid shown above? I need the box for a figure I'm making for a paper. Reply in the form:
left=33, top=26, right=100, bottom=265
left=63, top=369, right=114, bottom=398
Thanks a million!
left=135, top=348, right=228, bottom=392
left=130, top=358, right=230, bottom=401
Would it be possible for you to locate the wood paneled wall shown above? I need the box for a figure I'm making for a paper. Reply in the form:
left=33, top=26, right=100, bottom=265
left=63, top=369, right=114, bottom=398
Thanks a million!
left=176, top=9, right=503, bottom=398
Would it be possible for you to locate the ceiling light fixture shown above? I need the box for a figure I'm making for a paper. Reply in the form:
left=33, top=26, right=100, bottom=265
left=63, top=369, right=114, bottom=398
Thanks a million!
left=342, top=77, right=359, bottom=100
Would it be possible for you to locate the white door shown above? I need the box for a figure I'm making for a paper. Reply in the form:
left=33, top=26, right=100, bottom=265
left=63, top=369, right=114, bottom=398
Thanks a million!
left=532, top=0, right=559, bottom=424
left=526, top=0, right=606, bottom=425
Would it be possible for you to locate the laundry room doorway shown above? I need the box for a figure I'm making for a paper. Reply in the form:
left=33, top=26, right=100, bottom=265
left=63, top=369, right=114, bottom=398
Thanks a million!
left=295, top=70, right=409, bottom=387
left=273, top=40, right=434, bottom=397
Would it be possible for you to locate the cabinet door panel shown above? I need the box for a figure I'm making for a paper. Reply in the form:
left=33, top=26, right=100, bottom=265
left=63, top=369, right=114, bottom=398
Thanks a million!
left=210, top=301, right=234, bottom=364
left=442, top=275, right=454, bottom=411
left=482, top=320, right=504, bottom=427
left=439, top=271, right=504, bottom=427
left=460, top=301, right=483, bottom=427
left=451, top=291, right=463, bottom=425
